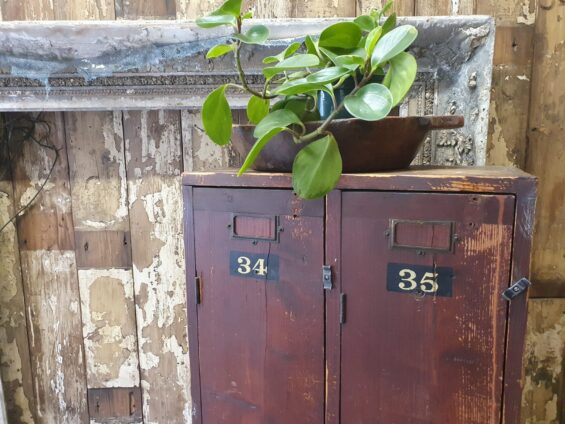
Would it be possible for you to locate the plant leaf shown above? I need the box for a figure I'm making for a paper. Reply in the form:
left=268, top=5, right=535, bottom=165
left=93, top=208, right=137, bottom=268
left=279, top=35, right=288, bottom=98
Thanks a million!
left=196, top=14, right=237, bottom=28
left=387, top=52, right=417, bottom=106
left=292, top=134, right=342, bottom=199
left=305, top=35, right=320, bottom=56
left=254, top=109, right=302, bottom=139
left=202, top=85, right=232, bottom=145
left=335, top=55, right=365, bottom=71
left=343, top=83, right=393, bottom=121
left=238, top=127, right=285, bottom=175
left=319, top=22, right=362, bottom=49
left=247, top=96, right=270, bottom=125
left=263, top=42, right=302, bottom=64
left=306, top=66, right=351, bottom=85
left=354, top=15, right=376, bottom=32
left=206, top=44, right=234, bottom=59
left=381, top=13, right=397, bottom=35
left=263, top=54, right=320, bottom=79
left=215, top=0, right=242, bottom=16
left=365, top=26, right=383, bottom=56
left=235, top=24, right=269, bottom=44
left=371, top=25, right=418, bottom=68
left=274, top=78, right=319, bottom=96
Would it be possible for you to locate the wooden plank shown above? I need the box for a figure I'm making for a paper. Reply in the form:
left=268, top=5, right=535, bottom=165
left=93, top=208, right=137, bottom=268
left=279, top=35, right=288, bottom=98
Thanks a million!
left=415, top=0, right=475, bottom=15
left=123, top=110, right=190, bottom=423
left=177, top=0, right=355, bottom=19
left=11, top=112, right=88, bottom=423
left=525, top=1, right=565, bottom=296
left=474, top=0, right=536, bottom=170
left=357, top=0, right=415, bottom=16
left=87, top=387, right=143, bottom=423
left=181, top=111, right=243, bottom=172
left=0, top=177, right=35, bottom=424
left=116, top=0, right=176, bottom=19
left=521, top=299, right=565, bottom=423
left=65, top=111, right=141, bottom=394
left=0, top=0, right=54, bottom=20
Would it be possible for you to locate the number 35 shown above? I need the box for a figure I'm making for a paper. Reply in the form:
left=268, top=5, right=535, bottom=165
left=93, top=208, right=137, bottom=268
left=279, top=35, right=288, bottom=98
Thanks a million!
left=398, top=269, right=439, bottom=293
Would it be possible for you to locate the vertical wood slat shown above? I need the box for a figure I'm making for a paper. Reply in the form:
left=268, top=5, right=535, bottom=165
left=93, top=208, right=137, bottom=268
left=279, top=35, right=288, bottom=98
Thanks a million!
left=0, top=175, right=35, bottom=424
left=521, top=299, right=565, bottom=423
left=12, top=113, right=88, bottom=424
left=525, top=0, right=565, bottom=297
left=116, top=0, right=176, bottom=19
left=123, top=110, right=190, bottom=423
left=65, top=111, right=141, bottom=392
left=356, top=0, right=415, bottom=16
left=475, top=0, right=536, bottom=169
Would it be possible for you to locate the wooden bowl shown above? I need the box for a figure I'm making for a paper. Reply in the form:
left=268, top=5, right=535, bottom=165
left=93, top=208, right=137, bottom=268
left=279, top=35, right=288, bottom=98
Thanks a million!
left=232, top=116, right=464, bottom=173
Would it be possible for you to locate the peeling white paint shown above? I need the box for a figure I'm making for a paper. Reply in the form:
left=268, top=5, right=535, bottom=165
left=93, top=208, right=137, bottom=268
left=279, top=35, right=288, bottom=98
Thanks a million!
left=128, top=174, right=190, bottom=422
left=517, top=0, right=535, bottom=25
left=78, top=268, right=140, bottom=388
left=517, top=74, right=530, bottom=81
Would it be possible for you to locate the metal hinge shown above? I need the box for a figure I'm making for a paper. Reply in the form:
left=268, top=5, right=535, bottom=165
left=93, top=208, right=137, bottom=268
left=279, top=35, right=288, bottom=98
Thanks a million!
left=195, top=276, right=202, bottom=305
left=502, top=278, right=531, bottom=301
left=339, top=293, right=347, bottom=324
left=322, top=265, right=333, bottom=290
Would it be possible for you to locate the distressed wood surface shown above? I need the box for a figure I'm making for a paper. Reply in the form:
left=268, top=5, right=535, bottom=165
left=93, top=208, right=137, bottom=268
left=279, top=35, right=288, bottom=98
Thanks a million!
left=116, top=0, right=176, bottom=19
left=12, top=112, right=88, bottom=424
left=475, top=0, right=536, bottom=170
left=124, top=110, right=189, bottom=423
left=65, top=111, right=140, bottom=392
left=0, top=179, right=35, bottom=424
left=526, top=0, right=565, bottom=296
left=521, top=299, right=565, bottom=423
left=357, top=0, right=415, bottom=16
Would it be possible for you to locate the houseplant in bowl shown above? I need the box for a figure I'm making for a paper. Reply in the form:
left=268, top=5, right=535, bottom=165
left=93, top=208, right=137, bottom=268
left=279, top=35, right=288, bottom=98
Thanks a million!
left=197, top=0, right=463, bottom=199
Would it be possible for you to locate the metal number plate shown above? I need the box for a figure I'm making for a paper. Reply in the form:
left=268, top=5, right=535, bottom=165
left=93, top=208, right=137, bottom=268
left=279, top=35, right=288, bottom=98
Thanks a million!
left=386, top=263, right=453, bottom=297
left=229, top=251, right=279, bottom=282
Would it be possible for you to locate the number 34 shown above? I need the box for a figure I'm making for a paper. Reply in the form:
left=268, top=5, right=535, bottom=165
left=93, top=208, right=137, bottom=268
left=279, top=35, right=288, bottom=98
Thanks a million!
left=237, top=256, right=268, bottom=276
left=398, top=269, right=439, bottom=293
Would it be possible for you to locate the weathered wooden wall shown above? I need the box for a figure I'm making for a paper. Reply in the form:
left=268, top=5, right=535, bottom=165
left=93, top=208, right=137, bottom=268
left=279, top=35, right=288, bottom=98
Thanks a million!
left=0, top=0, right=563, bottom=423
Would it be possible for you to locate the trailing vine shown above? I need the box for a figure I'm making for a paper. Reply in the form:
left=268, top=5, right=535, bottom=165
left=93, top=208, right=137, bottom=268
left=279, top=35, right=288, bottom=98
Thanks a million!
left=0, top=113, right=57, bottom=234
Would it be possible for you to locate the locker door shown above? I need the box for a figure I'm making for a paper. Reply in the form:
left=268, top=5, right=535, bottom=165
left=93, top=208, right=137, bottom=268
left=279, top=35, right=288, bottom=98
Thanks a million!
left=340, top=191, right=515, bottom=424
left=191, top=188, right=324, bottom=424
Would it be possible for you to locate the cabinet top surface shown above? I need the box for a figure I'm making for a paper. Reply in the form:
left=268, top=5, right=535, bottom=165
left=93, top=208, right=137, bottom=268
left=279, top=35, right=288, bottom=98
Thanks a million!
left=183, top=166, right=536, bottom=195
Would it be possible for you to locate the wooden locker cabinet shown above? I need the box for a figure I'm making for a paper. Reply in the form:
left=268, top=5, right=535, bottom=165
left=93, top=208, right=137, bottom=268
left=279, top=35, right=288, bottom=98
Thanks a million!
left=183, top=167, right=536, bottom=424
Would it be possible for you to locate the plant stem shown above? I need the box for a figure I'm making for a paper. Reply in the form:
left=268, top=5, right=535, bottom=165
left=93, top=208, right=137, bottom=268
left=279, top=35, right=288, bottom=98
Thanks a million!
left=298, top=74, right=371, bottom=143
left=234, top=41, right=278, bottom=100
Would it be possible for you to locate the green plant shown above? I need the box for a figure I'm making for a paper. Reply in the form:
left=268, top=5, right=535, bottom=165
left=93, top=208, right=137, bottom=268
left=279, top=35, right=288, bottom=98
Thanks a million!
left=197, top=0, right=418, bottom=199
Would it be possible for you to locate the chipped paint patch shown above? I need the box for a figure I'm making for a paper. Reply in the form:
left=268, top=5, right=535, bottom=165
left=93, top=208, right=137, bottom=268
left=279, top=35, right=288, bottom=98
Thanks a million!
left=78, top=269, right=140, bottom=388
left=517, top=0, right=536, bottom=25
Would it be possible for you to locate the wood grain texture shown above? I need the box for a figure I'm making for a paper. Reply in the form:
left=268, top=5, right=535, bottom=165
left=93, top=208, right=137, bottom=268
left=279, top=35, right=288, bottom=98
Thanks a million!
left=19, top=251, right=88, bottom=424
left=340, top=191, right=514, bottom=423
left=486, top=25, right=534, bottom=168
left=66, top=112, right=140, bottom=391
left=521, top=299, right=565, bottom=424
left=116, top=0, right=176, bottom=19
left=525, top=1, right=565, bottom=296
left=12, top=112, right=88, bottom=424
left=124, top=110, right=190, bottom=423
left=415, top=0, right=475, bottom=15
left=356, top=0, right=415, bottom=16
left=0, top=180, right=35, bottom=424
left=192, top=188, right=325, bottom=424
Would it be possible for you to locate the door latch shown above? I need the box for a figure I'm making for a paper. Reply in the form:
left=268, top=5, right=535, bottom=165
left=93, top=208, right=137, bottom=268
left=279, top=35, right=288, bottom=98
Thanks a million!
left=502, top=278, right=531, bottom=301
left=322, top=265, right=332, bottom=290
